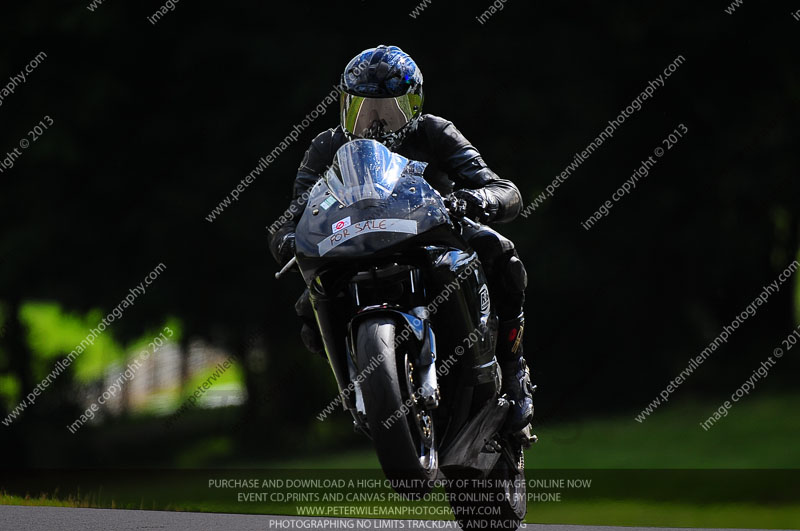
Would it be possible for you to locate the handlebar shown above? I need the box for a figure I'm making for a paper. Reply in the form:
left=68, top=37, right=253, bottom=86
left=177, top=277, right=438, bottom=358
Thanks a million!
left=445, top=195, right=482, bottom=229
left=453, top=212, right=481, bottom=229
left=274, top=256, right=297, bottom=280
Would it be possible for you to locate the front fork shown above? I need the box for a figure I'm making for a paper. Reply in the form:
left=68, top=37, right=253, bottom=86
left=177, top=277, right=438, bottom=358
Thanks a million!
left=346, top=307, right=440, bottom=433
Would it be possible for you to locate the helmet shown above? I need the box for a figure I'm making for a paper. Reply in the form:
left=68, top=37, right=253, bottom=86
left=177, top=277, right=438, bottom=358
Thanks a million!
left=340, top=45, right=424, bottom=147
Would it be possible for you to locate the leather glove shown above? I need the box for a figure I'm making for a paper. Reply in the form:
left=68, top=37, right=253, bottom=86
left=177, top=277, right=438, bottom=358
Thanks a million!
left=449, top=189, right=499, bottom=223
left=276, top=232, right=296, bottom=267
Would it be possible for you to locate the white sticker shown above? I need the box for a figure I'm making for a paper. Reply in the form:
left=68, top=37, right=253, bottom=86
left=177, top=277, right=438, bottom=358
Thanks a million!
left=332, top=216, right=351, bottom=233
left=479, top=284, right=490, bottom=315
left=318, top=218, right=418, bottom=256
left=320, top=196, right=337, bottom=210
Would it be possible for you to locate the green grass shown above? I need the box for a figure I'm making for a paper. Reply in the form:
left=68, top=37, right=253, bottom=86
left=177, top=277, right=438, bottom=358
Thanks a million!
left=2, top=393, right=798, bottom=528
left=269, top=392, right=800, bottom=470
left=527, top=392, right=800, bottom=469
left=1, top=492, right=86, bottom=508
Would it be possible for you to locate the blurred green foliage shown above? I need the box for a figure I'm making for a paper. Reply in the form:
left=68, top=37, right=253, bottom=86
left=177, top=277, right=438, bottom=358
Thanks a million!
left=20, top=302, right=123, bottom=383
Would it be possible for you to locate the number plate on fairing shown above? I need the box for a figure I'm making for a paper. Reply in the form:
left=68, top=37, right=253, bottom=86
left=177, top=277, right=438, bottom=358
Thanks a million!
left=317, top=218, right=418, bottom=256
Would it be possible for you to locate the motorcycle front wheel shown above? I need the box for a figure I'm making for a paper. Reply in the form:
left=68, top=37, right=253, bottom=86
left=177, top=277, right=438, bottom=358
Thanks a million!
left=355, top=316, right=437, bottom=498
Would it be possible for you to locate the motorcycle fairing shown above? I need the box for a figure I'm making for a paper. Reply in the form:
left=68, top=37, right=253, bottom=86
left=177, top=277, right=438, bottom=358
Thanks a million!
left=295, top=142, right=450, bottom=286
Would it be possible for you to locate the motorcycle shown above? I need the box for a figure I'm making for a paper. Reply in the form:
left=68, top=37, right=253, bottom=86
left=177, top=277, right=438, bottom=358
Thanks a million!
left=276, top=139, right=534, bottom=530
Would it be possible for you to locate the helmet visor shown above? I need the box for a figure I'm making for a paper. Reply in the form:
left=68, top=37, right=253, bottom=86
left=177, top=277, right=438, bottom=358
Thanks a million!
left=341, top=93, right=421, bottom=138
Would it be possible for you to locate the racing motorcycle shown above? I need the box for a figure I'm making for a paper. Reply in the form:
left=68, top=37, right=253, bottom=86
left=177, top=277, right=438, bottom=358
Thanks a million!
left=276, top=139, right=533, bottom=530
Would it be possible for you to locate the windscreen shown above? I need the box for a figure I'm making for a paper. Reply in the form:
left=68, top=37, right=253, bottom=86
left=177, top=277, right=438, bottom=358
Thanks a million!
left=324, top=139, right=409, bottom=206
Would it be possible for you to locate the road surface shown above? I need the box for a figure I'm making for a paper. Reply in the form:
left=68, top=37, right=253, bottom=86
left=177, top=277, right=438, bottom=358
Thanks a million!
left=0, top=506, right=791, bottom=531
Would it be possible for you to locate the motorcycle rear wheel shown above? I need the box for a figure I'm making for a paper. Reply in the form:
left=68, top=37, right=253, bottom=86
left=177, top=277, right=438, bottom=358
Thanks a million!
left=446, top=446, right=527, bottom=530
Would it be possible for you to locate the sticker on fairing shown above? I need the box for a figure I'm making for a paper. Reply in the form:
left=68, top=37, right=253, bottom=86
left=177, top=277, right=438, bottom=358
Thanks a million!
left=479, top=284, right=490, bottom=315
left=320, top=196, right=337, bottom=210
left=332, top=216, right=351, bottom=233
left=318, top=218, right=418, bottom=256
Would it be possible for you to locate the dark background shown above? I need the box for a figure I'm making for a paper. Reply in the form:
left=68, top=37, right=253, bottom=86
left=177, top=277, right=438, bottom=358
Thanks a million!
left=0, top=1, right=798, bottom=468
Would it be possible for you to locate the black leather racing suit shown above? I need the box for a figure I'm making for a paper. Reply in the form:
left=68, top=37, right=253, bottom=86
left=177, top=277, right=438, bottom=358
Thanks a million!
left=269, top=114, right=528, bottom=355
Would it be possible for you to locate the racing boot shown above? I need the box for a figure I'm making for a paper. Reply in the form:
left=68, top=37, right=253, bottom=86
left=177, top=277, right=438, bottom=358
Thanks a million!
left=498, top=314, right=535, bottom=436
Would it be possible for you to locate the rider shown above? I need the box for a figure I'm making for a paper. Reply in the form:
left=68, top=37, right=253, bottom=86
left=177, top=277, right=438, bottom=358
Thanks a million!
left=269, top=45, right=534, bottom=435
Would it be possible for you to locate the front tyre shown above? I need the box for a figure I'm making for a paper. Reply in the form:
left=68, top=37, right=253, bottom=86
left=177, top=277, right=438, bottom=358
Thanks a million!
left=356, top=317, right=437, bottom=497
